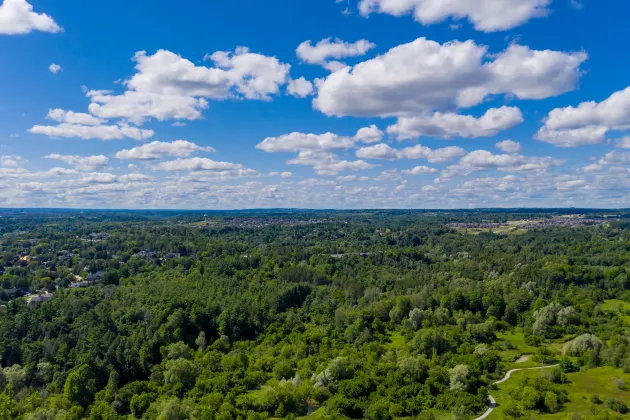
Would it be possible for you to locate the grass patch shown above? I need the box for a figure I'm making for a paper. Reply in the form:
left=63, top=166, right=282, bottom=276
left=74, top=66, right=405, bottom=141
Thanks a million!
left=496, top=329, right=539, bottom=365
left=385, top=331, right=407, bottom=351
left=602, top=299, right=630, bottom=325
left=488, top=366, right=630, bottom=419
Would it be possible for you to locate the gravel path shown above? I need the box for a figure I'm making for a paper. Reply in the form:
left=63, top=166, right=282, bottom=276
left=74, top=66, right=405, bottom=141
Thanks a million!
left=472, top=364, right=559, bottom=420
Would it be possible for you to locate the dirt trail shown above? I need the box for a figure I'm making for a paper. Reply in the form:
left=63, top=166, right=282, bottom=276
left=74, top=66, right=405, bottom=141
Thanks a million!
left=472, top=364, right=558, bottom=420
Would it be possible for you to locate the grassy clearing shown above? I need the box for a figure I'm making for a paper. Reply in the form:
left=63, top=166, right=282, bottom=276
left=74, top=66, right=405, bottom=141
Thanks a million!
left=384, top=331, right=408, bottom=352
left=488, top=367, right=630, bottom=419
left=602, top=299, right=630, bottom=325
left=496, top=330, right=539, bottom=367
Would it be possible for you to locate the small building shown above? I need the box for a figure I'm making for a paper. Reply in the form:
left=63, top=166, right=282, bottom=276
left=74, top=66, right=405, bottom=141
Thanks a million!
left=70, top=281, right=91, bottom=288
left=331, top=253, right=345, bottom=259
left=86, top=271, right=105, bottom=281
left=134, top=250, right=156, bottom=258
left=27, top=293, right=54, bottom=307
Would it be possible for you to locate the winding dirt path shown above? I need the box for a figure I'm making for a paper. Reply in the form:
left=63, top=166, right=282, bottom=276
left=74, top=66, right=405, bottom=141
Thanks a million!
left=472, top=364, right=559, bottom=420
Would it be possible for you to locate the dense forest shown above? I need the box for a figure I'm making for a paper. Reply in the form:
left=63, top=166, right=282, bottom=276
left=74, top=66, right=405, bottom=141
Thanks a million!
left=0, top=210, right=629, bottom=420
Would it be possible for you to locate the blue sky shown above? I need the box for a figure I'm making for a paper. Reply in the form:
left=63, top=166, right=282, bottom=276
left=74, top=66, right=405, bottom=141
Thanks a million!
left=1, top=0, right=629, bottom=209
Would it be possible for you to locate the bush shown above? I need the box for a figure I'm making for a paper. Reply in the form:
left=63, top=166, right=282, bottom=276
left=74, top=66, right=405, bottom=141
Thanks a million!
left=605, top=398, right=628, bottom=414
left=563, top=334, right=604, bottom=356
left=560, top=356, right=579, bottom=373
left=590, top=395, right=602, bottom=404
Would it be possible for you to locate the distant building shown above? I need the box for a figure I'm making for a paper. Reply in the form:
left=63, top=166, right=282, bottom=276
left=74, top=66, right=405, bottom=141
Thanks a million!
left=134, top=250, right=156, bottom=258
left=27, top=293, right=54, bottom=307
left=331, top=254, right=345, bottom=259
left=86, top=271, right=105, bottom=281
left=70, top=281, right=91, bottom=288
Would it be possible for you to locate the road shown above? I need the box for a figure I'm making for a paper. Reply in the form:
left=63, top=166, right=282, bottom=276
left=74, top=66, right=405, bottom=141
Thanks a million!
left=472, top=364, right=559, bottom=420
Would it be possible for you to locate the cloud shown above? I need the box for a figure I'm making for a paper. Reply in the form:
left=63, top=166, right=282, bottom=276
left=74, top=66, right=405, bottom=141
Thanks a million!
left=356, top=143, right=402, bottom=160
left=118, top=173, right=155, bottom=183
left=536, top=125, right=608, bottom=147
left=536, top=87, right=630, bottom=147
left=314, top=38, right=586, bottom=118
left=49, top=63, right=62, bottom=74
left=29, top=122, right=155, bottom=141
left=0, top=155, right=22, bottom=168
left=616, top=136, right=630, bottom=149
left=287, top=150, right=376, bottom=175
left=44, top=154, right=109, bottom=171
left=356, top=143, right=465, bottom=162
left=287, top=77, right=314, bottom=98
left=86, top=48, right=290, bottom=124
left=354, top=125, right=384, bottom=143
left=47, top=108, right=106, bottom=126
left=152, top=157, right=258, bottom=178
left=387, top=106, right=523, bottom=140
left=269, top=171, right=293, bottom=178
left=496, top=140, right=522, bottom=153
left=357, top=0, right=551, bottom=32
left=402, top=166, right=438, bottom=175
left=115, top=140, right=215, bottom=160
left=256, top=132, right=356, bottom=152
left=0, top=0, right=62, bottom=35
left=298, top=178, right=337, bottom=187
left=441, top=149, right=563, bottom=179
left=296, top=38, right=375, bottom=70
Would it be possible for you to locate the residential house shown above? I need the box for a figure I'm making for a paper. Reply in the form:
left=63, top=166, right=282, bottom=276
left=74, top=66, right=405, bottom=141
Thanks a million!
left=86, top=271, right=105, bottom=281
left=27, top=293, right=54, bottom=307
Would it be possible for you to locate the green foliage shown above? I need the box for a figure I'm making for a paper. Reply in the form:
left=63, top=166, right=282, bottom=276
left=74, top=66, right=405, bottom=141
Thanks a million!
left=0, top=211, right=629, bottom=419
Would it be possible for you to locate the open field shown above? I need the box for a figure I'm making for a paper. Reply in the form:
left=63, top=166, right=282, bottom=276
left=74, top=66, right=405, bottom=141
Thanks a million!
left=602, top=299, right=630, bottom=325
left=487, top=366, right=630, bottom=419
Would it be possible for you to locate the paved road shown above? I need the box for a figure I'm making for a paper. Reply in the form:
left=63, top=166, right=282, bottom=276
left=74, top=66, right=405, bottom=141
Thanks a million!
left=472, top=364, right=559, bottom=420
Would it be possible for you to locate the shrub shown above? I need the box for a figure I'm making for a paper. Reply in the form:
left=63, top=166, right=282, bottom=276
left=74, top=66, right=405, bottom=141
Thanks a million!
left=605, top=398, right=628, bottom=414
left=563, top=334, right=604, bottom=356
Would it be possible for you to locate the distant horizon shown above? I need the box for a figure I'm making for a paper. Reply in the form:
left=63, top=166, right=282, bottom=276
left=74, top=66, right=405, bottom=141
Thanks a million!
left=1, top=207, right=629, bottom=213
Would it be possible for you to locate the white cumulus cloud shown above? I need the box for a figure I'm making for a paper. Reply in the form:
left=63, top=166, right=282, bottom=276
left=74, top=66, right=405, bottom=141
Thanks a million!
left=44, top=154, right=109, bottom=172
left=356, top=143, right=465, bottom=162
left=47, top=109, right=106, bottom=126
left=401, top=166, right=438, bottom=175
left=495, top=140, right=522, bottom=153
left=387, top=106, right=523, bottom=140
left=536, top=87, right=630, bottom=147
left=256, top=132, right=356, bottom=152
left=297, top=38, right=375, bottom=70
left=49, top=63, right=62, bottom=74
left=314, top=38, right=586, bottom=118
left=115, top=140, right=215, bottom=160
left=354, top=125, right=384, bottom=143
left=287, top=77, right=314, bottom=98
left=86, top=48, right=290, bottom=124
left=29, top=123, right=155, bottom=141
left=358, top=0, right=551, bottom=32
left=0, top=0, right=62, bottom=35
